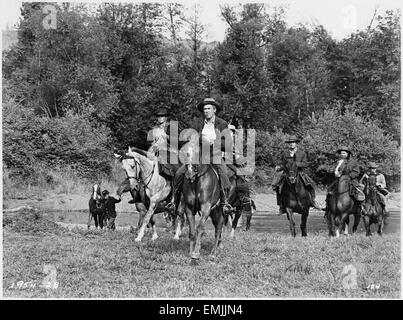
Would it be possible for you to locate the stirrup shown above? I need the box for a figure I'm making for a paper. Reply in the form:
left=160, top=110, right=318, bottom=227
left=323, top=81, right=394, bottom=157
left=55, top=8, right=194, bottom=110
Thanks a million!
left=165, top=202, right=176, bottom=214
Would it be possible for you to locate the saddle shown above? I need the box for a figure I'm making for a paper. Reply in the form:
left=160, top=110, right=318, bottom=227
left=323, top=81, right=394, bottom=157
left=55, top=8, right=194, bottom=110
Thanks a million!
left=184, top=164, right=219, bottom=183
left=156, top=146, right=182, bottom=178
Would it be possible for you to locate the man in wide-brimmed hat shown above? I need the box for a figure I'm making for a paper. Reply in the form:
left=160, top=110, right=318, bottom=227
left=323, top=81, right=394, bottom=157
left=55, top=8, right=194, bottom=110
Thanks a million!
left=149, top=106, right=171, bottom=155
left=272, top=134, right=322, bottom=215
left=360, top=162, right=389, bottom=216
left=326, top=146, right=364, bottom=203
left=166, top=97, right=233, bottom=215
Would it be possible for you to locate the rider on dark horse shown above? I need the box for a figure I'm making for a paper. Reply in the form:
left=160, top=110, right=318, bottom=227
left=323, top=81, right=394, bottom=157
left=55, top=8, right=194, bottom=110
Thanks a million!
left=324, top=146, right=365, bottom=215
left=166, top=97, right=233, bottom=216
left=360, top=162, right=389, bottom=216
left=272, top=135, right=322, bottom=215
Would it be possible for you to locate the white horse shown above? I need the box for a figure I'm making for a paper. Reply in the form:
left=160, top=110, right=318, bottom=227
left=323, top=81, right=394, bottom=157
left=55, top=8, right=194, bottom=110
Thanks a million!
left=115, top=147, right=184, bottom=242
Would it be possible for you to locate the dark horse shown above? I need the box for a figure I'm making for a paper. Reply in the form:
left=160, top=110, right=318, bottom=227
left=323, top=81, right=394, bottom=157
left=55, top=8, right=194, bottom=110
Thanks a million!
left=280, top=162, right=311, bottom=237
left=326, top=175, right=361, bottom=237
left=181, top=136, right=234, bottom=260
left=183, top=163, right=229, bottom=260
left=361, top=175, right=385, bottom=236
left=88, top=183, right=106, bottom=229
left=226, top=174, right=254, bottom=237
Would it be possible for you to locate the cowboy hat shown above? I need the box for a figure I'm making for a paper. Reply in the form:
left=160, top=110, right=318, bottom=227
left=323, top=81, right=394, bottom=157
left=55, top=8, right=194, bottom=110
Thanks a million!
left=154, top=107, right=169, bottom=117
left=336, top=146, right=351, bottom=154
left=285, top=135, right=301, bottom=143
left=197, top=98, right=221, bottom=112
left=367, top=162, right=378, bottom=169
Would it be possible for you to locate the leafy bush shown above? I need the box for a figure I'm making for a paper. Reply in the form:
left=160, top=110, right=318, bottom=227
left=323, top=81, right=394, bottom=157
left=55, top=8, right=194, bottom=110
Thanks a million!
left=298, top=103, right=400, bottom=185
left=3, top=92, right=112, bottom=182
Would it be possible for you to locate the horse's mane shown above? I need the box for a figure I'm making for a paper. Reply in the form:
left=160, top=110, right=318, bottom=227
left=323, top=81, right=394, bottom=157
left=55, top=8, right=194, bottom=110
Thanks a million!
left=129, top=146, right=150, bottom=157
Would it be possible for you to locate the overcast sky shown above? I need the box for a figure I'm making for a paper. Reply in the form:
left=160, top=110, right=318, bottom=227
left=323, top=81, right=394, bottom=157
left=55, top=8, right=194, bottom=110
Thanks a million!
left=1, top=0, right=401, bottom=41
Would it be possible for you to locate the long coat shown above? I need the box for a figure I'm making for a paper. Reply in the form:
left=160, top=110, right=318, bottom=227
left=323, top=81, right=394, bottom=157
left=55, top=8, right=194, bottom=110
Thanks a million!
left=335, top=158, right=360, bottom=181
left=276, top=148, right=314, bottom=187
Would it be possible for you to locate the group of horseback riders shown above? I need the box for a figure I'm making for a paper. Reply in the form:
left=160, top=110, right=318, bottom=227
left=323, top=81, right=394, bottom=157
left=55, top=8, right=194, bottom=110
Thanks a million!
left=125, top=97, right=390, bottom=221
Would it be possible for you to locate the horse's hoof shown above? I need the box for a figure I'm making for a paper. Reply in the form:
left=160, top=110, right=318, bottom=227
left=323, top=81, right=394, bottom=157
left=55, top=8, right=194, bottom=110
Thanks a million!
left=190, top=252, right=200, bottom=260
left=190, top=258, right=199, bottom=266
left=134, top=237, right=142, bottom=242
left=173, top=236, right=180, bottom=240
left=151, top=234, right=158, bottom=241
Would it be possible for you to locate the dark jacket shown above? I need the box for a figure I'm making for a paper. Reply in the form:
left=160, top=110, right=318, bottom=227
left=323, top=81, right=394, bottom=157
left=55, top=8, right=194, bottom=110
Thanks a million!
left=335, top=158, right=360, bottom=181
left=190, top=116, right=232, bottom=153
left=277, top=149, right=309, bottom=172
left=103, top=196, right=121, bottom=218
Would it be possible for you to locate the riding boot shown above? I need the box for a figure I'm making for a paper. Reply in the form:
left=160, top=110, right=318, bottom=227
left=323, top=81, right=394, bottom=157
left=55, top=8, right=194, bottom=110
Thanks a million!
left=274, top=189, right=285, bottom=215
left=220, top=187, right=234, bottom=217
left=277, top=204, right=286, bottom=216
left=165, top=189, right=180, bottom=214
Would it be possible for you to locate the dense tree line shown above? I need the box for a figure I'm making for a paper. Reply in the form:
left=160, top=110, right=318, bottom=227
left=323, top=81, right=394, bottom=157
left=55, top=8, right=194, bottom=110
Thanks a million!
left=2, top=3, right=401, bottom=188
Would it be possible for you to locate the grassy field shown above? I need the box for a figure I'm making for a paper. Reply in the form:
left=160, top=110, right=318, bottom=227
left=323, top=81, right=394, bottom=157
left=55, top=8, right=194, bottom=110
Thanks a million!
left=3, top=208, right=400, bottom=299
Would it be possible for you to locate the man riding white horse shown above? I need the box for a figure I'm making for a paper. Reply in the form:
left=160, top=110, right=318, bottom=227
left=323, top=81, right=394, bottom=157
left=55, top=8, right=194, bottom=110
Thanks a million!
left=166, top=97, right=233, bottom=216
left=127, top=106, right=178, bottom=204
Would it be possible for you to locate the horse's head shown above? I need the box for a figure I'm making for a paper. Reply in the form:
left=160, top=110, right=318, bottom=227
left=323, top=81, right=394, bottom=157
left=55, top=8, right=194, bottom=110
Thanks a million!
left=179, top=131, right=200, bottom=182
left=116, top=178, right=132, bottom=197
left=92, top=183, right=102, bottom=200
left=91, top=183, right=104, bottom=208
left=114, top=150, right=140, bottom=191
left=365, top=175, right=378, bottom=205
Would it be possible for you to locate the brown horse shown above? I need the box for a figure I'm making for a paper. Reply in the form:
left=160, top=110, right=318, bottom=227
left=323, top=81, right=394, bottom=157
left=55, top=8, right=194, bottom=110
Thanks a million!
left=180, top=137, right=229, bottom=261
left=88, top=183, right=106, bottom=229
left=226, top=175, right=254, bottom=237
left=361, top=175, right=385, bottom=236
left=280, top=162, right=312, bottom=237
left=326, top=175, right=361, bottom=237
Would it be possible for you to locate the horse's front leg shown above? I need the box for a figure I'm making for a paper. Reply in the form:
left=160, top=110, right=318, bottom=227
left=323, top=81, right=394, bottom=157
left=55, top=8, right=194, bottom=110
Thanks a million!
left=286, top=207, right=296, bottom=237
left=328, top=211, right=336, bottom=237
left=149, top=214, right=158, bottom=241
left=135, top=202, right=147, bottom=229
left=87, top=210, right=93, bottom=229
left=212, top=208, right=225, bottom=255
left=340, top=213, right=350, bottom=236
left=135, top=201, right=157, bottom=242
left=191, top=202, right=211, bottom=260
left=185, top=205, right=196, bottom=259
left=362, top=214, right=371, bottom=236
left=377, top=213, right=384, bottom=235
left=300, top=210, right=309, bottom=237
left=230, top=208, right=242, bottom=238
left=352, top=213, right=361, bottom=234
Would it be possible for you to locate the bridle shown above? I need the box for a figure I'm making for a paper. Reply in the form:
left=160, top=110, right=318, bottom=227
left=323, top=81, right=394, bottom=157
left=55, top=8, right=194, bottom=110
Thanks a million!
left=120, top=154, right=156, bottom=190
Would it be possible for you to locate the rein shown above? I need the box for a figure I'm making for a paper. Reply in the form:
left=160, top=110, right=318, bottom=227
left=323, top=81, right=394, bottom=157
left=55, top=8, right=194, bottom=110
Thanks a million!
left=124, top=154, right=156, bottom=190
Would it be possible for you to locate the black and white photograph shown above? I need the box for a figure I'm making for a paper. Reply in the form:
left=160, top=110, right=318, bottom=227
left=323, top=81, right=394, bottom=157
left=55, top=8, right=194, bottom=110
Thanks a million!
left=1, top=0, right=401, bottom=301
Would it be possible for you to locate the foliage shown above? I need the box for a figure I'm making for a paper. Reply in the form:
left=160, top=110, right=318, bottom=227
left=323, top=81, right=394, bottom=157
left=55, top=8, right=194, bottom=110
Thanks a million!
left=299, top=104, right=400, bottom=184
left=2, top=3, right=400, bottom=185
